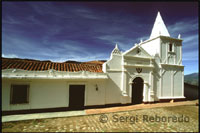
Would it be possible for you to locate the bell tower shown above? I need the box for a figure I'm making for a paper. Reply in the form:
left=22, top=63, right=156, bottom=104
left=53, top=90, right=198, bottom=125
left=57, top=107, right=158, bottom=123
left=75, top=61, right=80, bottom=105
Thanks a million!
left=140, top=12, right=184, bottom=101
left=141, top=12, right=183, bottom=66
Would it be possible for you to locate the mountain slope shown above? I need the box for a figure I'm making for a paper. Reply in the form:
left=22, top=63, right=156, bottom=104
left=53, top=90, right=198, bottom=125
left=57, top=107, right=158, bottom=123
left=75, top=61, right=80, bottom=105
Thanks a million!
left=184, top=73, right=199, bottom=86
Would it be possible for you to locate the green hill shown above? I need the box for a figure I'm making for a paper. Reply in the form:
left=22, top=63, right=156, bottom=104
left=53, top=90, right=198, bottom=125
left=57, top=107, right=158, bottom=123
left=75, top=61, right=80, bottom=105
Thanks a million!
left=184, top=73, right=198, bottom=86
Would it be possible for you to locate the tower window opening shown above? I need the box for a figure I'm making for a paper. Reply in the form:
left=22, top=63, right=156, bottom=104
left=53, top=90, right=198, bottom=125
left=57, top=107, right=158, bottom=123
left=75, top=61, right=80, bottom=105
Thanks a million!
left=169, top=43, right=173, bottom=52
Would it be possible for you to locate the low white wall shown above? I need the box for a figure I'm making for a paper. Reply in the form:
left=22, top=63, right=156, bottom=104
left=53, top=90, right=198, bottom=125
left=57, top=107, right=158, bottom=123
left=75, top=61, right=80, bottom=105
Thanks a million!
left=2, top=79, right=10, bottom=111
left=2, top=78, right=108, bottom=111
left=30, top=79, right=68, bottom=109
left=105, top=72, right=122, bottom=104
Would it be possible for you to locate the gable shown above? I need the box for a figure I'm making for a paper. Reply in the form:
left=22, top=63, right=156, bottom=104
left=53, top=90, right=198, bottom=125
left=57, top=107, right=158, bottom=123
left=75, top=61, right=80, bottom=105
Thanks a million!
left=123, top=45, right=152, bottom=58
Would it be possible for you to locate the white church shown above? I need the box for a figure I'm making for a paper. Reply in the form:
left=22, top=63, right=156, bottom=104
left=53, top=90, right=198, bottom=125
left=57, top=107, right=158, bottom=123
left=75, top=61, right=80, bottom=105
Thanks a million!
left=2, top=12, right=185, bottom=114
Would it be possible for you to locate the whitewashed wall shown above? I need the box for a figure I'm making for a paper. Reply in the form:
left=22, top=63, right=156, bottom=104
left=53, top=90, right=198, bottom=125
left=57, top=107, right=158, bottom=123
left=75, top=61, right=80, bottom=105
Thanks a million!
left=160, top=66, right=184, bottom=98
left=83, top=79, right=106, bottom=106
left=141, top=37, right=160, bottom=56
left=105, top=72, right=122, bottom=104
left=173, top=70, right=183, bottom=96
left=162, top=70, right=172, bottom=97
left=2, top=78, right=107, bottom=111
left=160, top=37, right=182, bottom=65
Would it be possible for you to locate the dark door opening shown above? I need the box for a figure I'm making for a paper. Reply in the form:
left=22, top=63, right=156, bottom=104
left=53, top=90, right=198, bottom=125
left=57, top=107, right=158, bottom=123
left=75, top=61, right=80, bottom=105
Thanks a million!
left=132, top=77, right=144, bottom=104
left=69, top=85, right=85, bottom=110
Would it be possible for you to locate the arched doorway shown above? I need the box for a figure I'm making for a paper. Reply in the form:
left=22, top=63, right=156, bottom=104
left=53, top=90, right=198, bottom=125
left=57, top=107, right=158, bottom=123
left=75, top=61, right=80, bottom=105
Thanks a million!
left=132, top=77, right=144, bottom=104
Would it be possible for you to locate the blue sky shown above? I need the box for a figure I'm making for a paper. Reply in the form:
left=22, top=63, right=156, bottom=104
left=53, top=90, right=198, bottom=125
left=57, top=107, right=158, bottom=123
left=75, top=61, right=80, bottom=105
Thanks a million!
left=2, top=2, right=198, bottom=75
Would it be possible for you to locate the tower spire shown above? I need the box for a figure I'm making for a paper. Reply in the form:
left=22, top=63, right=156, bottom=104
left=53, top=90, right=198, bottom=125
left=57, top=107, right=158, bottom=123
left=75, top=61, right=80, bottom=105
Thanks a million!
left=149, top=12, right=170, bottom=39
left=111, top=43, right=121, bottom=56
left=115, top=43, right=118, bottom=49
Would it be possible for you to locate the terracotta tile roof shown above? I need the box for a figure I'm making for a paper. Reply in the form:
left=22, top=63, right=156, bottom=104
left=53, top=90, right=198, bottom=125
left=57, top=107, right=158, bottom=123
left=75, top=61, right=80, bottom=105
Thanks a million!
left=2, top=58, right=106, bottom=73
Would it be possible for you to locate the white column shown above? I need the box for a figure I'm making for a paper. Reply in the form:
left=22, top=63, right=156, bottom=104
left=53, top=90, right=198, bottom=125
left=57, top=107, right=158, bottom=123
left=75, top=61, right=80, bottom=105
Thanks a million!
left=166, top=43, right=168, bottom=64
left=149, top=71, right=152, bottom=101
left=143, top=83, right=148, bottom=102
left=123, top=72, right=127, bottom=93
left=150, top=71, right=154, bottom=102
left=121, top=56, right=128, bottom=104
left=171, top=70, right=173, bottom=97
left=182, top=71, right=184, bottom=97
left=159, top=69, right=162, bottom=97
left=121, top=56, right=125, bottom=93
left=180, top=45, right=182, bottom=65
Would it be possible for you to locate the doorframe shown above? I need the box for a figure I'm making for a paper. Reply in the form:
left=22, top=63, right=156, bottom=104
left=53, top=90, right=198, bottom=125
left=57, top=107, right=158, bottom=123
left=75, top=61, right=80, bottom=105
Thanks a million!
left=130, top=76, right=144, bottom=104
left=66, top=81, right=88, bottom=107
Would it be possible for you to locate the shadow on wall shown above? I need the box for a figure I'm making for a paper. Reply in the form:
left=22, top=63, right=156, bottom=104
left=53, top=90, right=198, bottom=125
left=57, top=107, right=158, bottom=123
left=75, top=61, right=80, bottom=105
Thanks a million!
left=106, top=75, right=123, bottom=104
left=184, top=83, right=198, bottom=100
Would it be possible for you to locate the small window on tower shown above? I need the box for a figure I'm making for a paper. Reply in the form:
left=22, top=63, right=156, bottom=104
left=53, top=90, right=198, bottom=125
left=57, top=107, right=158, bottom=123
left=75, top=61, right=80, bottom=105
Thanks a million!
left=169, top=43, right=173, bottom=52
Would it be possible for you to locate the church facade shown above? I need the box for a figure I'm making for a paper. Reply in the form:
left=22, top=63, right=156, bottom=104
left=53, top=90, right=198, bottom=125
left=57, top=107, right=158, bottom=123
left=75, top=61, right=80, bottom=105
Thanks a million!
left=2, top=12, right=185, bottom=114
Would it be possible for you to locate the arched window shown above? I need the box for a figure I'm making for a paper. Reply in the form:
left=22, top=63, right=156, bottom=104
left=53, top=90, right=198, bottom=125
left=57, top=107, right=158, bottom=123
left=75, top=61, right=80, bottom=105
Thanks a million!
left=169, top=43, right=172, bottom=52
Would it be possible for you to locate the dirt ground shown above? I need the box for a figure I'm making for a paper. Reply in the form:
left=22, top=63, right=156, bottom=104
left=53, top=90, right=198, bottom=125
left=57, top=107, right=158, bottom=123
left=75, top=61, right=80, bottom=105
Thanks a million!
left=2, top=102, right=199, bottom=132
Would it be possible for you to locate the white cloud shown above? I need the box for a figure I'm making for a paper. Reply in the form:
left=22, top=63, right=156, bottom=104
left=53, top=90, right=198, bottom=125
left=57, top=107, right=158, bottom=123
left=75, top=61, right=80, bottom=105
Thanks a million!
left=97, top=35, right=134, bottom=51
left=2, top=54, right=18, bottom=58
left=182, top=50, right=198, bottom=61
left=50, top=52, right=108, bottom=62
left=72, top=8, right=102, bottom=20
left=168, top=19, right=198, bottom=36
left=182, top=34, right=198, bottom=44
left=2, top=15, right=21, bottom=25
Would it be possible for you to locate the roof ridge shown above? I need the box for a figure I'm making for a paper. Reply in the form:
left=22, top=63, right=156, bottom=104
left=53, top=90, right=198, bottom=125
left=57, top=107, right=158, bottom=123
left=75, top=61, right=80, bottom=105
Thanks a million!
left=2, top=57, right=105, bottom=64
left=2, top=57, right=103, bottom=73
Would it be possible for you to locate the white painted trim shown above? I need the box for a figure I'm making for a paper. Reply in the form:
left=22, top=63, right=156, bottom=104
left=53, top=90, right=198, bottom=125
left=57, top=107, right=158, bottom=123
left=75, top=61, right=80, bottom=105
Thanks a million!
left=174, top=44, right=176, bottom=65
left=140, top=35, right=182, bottom=47
left=160, top=35, right=183, bottom=41
left=158, top=96, right=185, bottom=99
left=123, top=44, right=138, bottom=55
left=107, top=69, right=123, bottom=72
left=130, top=75, right=146, bottom=82
left=182, top=71, right=184, bottom=97
left=148, top=71, right=151, bottom=101
left=171, top=70, right=173, bottom=97
left=166, top=42, right=168, bottom=63
left=102, top=63, right=106, bottom=73
left=123, top=44, right=152, bottom=58
left=177, top=59, right=181, bottom=65
left=143, top=83, right=146, bottom=102
left=124, top=55, right=153, bottom=60
left=2, top=69, right=108, bottom=79
left=124, top=64, right=154, bottom=68
left=160, top=63, right=184, bottom=67
left=143, top=82, right=149, bottom=102
left=173, top=70, right=178, bottom=75
left=151, top=71, right=154, bottom=101
left=159, top=38, right=161, bottom=57
left=121, top=55, right=127, bottom=95
left=180, top=45, right=182, bottom=65
left=160, top=69, right=162, bottom=97
left=161, top=69, right=166, bottom=76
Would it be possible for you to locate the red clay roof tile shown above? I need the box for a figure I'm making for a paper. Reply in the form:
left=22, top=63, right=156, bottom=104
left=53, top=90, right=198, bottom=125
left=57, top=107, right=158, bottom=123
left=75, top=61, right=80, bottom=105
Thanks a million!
left=2, top=58, right=104, bottom=73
